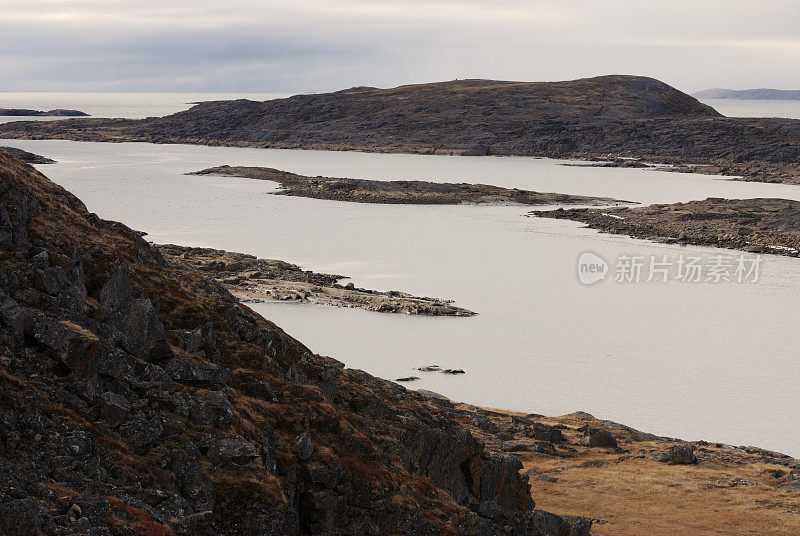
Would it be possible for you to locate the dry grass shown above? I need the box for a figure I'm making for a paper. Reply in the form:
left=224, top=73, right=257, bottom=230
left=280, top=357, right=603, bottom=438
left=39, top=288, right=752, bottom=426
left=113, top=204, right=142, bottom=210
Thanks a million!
left=464, top=406, right=800, bottom=536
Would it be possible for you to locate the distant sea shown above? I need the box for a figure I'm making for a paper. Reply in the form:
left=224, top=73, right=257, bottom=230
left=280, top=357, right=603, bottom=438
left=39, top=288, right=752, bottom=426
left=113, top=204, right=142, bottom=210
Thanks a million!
left=697, top=98, right=800, bottom=119
left=1, top=92, right=800, bottom=122
left=0, top=92, right=291, bottom=123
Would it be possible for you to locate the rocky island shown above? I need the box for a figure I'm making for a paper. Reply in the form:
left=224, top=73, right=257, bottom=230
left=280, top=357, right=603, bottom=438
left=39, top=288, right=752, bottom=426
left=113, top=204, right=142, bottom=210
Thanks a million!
left=157, top=244, right=476, bottom=316
left=3, top=75, right=800, bottom=183
left=190, top=165, right=628, bottom=206
left=534, top=198, right=800, bottom=256
left=0, top=108, right=89, bottom=117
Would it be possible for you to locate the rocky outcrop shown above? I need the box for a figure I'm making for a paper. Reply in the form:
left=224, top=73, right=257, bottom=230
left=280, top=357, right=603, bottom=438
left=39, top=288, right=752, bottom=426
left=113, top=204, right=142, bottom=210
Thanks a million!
left=157, top=244, right=477, bottom=316
left=534, top=198, right=800, bottom=256
left=5, top=75, right=800, bottom=183
left=0, top=147, right=55, bottom=164
left=190, top=166, right=629, bottom=206
left=0, top=152, right=589, bottom=535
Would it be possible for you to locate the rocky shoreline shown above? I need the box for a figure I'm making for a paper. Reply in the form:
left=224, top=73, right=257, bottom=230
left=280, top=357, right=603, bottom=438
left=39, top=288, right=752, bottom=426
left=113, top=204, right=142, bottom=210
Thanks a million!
left=534, top=198, right=800, bottom=256
left=157, top=244, right=476, bottom=316
left=190, top=166, right=630, bottom=206
left=0, top=108, right=88, bottom=117
left=0, top=146, right=55, bottom=164
left=1, top=150, right=798, bottom=535
left=3, top=75, right=800, bottom=183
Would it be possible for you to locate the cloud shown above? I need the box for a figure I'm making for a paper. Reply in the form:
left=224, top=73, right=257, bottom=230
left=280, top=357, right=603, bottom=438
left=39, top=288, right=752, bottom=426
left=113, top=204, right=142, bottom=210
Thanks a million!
left=1, top=0, right=799, bottom=92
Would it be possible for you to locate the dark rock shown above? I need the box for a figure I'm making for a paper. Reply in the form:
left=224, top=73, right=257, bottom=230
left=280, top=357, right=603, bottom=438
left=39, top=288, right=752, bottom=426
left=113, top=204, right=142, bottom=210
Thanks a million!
left=501, top=441, right=529, bottom=452
left=0, top=498, right=43, bottom=536
left=99, top=391, right=131, bottom=427
left=207, top=434, right=260, bottom=465
left=660, top=444, right=698, bottom=465
left=36, top=320, right=100, bottom=376
left=531, top=441, right=558, bottom=457
left=164, top=356, right=228, bottom=388
left=120, top=416, right=163, bottom=449
left=189, top=392, right=233, bottom=428
left=295, top=432, right=314, bottom=461
left=123, top=298, right=172, bottom=360
left=395, top=376, right=419, bottom=382
left=243, top=379, right=277, bottom=402
left=580, top=427, right=618, bottom=448
left=523, top=422, right=565, bottom=444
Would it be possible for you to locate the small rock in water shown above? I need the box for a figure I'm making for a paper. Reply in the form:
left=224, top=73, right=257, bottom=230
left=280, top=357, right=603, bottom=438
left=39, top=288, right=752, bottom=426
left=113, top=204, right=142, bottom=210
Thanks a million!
left=416, top=365, right=441, bottom=372
left=442, top=368, right=465, bottom=374
left=396, top=376, right=420, bottom=382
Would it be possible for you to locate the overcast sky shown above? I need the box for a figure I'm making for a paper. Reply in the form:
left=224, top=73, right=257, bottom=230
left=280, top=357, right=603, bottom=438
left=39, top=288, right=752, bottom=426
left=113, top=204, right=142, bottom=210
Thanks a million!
left=2, top=0, right=799, bottom=93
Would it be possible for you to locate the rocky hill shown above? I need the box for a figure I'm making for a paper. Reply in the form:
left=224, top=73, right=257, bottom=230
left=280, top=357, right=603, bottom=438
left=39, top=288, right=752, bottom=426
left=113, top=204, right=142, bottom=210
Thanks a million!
left=4, top=75, right=800, bottom=183
left=0, top=152, right=592, bottom=535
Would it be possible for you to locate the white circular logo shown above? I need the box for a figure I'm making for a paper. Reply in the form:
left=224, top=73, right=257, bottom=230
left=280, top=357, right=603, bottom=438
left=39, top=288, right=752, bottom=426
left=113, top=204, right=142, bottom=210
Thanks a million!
left=578, top=251, right=608, bottom=285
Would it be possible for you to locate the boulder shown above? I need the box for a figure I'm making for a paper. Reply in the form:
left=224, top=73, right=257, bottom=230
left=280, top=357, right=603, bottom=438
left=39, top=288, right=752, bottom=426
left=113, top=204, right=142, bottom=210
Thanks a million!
left=295, top=432, right=314, bottom=461
left=189, top=392, right=234, bottom=428
left=99, top=391, right=131, bottom=427
left=580, top=427, right=618, bottom=448
left=207, top=434, right=260, bottom=465
left=524, top=422, right=565, bottom=444
left=660, top=444, right=698, bottom=465
left=120, top=416, right=163, bottom=449
left=164, top=356, right=228, bottom=388
left=123, top=298, right=172, bottom=360
left=36, top=320, right=100, bottom=376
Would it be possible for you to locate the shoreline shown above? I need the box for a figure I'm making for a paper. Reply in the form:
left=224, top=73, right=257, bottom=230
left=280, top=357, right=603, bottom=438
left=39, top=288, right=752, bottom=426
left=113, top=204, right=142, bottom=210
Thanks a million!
left=157, top=243, right=477, bottom=316
left=533, top=198, right=800, bottom=257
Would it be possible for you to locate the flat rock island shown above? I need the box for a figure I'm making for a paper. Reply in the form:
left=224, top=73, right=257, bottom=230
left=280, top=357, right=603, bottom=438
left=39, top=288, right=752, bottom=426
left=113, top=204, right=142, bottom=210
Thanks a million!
left=190, top=165, right=630, bottom=206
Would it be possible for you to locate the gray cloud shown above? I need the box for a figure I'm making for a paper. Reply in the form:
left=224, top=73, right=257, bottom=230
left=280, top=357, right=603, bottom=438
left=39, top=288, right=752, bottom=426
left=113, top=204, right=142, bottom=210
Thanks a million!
left=1, top=0, right=799, bottom=92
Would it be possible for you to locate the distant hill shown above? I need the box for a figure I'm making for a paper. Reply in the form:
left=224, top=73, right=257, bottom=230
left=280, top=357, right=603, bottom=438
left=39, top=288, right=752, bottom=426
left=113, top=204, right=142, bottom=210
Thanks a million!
left=694, top=88, right=800, bottom=101
left=6, top=74, right=800, bottom=183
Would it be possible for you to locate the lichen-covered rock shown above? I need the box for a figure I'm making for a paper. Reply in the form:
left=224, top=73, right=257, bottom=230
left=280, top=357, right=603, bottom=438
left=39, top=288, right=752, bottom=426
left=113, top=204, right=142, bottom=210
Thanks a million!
left=36, top=319, right=100, bottom=376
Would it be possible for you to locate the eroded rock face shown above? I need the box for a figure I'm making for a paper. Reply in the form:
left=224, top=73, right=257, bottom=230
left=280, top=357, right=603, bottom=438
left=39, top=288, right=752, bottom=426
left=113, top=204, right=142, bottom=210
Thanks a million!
left=0, top=152, right=589, bottom=535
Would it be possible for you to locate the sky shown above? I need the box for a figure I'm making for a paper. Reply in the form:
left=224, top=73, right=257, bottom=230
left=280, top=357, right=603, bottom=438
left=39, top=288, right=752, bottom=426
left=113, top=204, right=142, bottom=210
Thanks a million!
left=2, top=0, right=800, bottom=94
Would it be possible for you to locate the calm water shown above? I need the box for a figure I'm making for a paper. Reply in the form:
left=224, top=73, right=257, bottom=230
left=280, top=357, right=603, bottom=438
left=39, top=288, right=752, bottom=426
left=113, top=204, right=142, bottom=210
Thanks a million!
left=698, top=98, right=800, bottom=120
left=3, top=137, right=800, bottom=456
left=0, top=92, right=289, bottom=123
